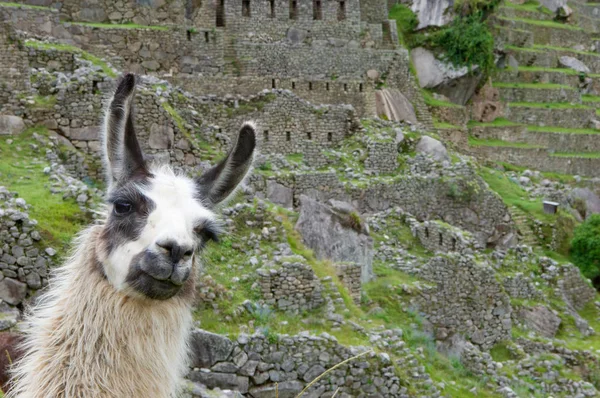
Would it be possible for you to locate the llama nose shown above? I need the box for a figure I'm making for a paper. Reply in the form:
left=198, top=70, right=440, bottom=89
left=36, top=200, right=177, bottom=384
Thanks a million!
left=156, top=240, right=193, bottom=264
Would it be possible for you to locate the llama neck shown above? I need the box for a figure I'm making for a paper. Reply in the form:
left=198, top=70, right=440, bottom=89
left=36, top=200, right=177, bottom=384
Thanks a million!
left=9, top=226, right=194, bottom=398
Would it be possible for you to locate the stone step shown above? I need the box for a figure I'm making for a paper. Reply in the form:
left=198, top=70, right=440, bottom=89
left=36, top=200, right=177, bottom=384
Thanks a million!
left=493, top=25, right=534, bottom=48
left=505, top=103, right=595, bottom=128
left=495, top=83, right=580, bottom=103
left=495, top=67, right=600, bottom=90
left=506, top=45, right=600, bottom=74
left=510, top=207, right=538, bottom=246
left=470, top=123, right=600, bottom=152
left=496, top=4, right=555, bottom=21
left=495, top=17, right=589, bottom=48
left=469, top=142, right=600, bottom=177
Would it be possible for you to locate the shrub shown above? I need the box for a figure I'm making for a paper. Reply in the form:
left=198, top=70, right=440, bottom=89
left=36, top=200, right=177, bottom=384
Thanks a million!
left=389, top=4, right=418, bottom=46
left=425, top=12, right=495, bottom=77
left=571, top=215, right=600, bottom=282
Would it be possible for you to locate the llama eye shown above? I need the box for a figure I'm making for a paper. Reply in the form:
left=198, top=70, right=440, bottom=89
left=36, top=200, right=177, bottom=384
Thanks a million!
left=113, top=201, right=133, bottom=215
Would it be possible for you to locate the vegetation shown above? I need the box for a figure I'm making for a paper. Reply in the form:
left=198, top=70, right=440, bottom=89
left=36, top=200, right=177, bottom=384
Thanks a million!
left=501, top=0, right=552, bottom=14
left=0, top=128, right=89, bottom=254
left=527, top=125, right=600, bottom=134
left=389, top=4, right=418, bottom=46
left=497, top=16, right=583, bottom=30
left=422, top=90, right=463, bottom=107
left=468, top=117, right=522, bottom=127
left=70, top=22, right=169, bottom=31
left=468, top=136, right=544, bottom=149
left=509, top=102, right=592, bottom=109
left=571, top=215, right=600, bottom=283
left=552, top=152, right=600, bottom=159
left=0, top=2, right=51, bottom=10
left=493, top=82, right=574, bottom=89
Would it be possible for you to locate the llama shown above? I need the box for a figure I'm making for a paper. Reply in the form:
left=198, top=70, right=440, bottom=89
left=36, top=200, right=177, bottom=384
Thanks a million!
left=6, top=73, right=256, bottom=398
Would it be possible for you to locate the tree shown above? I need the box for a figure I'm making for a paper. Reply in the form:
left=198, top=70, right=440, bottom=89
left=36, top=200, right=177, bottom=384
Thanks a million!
left=571, top=214, right=600, bottom=284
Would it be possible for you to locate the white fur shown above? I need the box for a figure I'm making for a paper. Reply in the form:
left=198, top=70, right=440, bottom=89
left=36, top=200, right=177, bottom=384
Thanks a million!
left=105, top=166, right=215, bottom=290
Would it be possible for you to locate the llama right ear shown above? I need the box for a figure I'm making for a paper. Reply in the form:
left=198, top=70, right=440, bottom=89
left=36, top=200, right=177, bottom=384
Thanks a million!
left=103, top=73, right=148, bottom=189
left=195, top=123, right=256, bottom=207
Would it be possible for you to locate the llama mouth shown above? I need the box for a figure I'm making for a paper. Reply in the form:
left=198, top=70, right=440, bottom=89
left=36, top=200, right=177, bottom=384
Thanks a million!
left=130, top=271, right=182, bottom=300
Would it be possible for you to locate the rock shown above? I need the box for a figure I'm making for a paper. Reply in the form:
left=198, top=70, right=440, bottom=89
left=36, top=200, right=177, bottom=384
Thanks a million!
left=411, top=0, right=454, bottom=29
left=148, top=124, right=174, bottom=149
left=189, top=371, right=249, bottom=394
left=248, top=381, right=303, bottom=398
left=366, top=69, right=380, bottom=81
left=375, top=89, right=417, bottom=124
left=302, top=364, right=326, bottom=382
left=507, top=55, right=519, bottom=69
left=286, top=27, right=308, bottom=45
left=517, top=305, right=561, bottom=338
left=0, top=278, right=27, bottom=305
left=519, top=176, right=531, bottom=186
left=189, top=329, right=234, bottom=368
left=61, top=126, right=101, bottom=141
left=266, top=181, right=293, bottom=209
left=559, top=56, right=590, bottom=74
left=410, top=47, right=481, bottom=104
left=0, top=115, right=26, bottom=136
left=557, top=4, right=573, bottom=18
left=142, top=60, right=161, bottom=71
left=569, top=188, right=600, bottom=218
left=470, top=83, right=504, bottom=123
left=295, top=196, right=373, bottom=283
left=181, top=380, right=244, bottom=398
left=416, top=136, right=449, bottom=162
left=539, top=0, right=567, bottom=12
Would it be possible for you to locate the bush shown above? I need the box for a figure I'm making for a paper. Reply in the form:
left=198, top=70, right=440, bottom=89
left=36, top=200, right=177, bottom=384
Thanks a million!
left=571, top=215, right=600, bottom=281
left=425, top=12, right=495, bottom=76
left=389, top=4, right=418, bottom=46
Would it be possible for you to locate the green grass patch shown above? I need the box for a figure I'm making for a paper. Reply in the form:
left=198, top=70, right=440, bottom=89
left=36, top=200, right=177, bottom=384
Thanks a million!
left=26, top=95, right=56, bottom=109
left=533, top=44, right=600, bottom=56
left=501, top=0, right=552, bottom=14
left=551, top=152, right=600, bottom=159
left=490, top=341, right=514, bottom=362
left=435, top=122, right=461, bottom=129
left=509, top=102, right=591, bottom=109
left=498, top=16, right=583, bottom=30
left=422, top=90, right=463, bottom=108
left=526, top=125, right=600, bottom=134
left=509, top=65, right=584, bottom=75
left=0, top=2, right=52, bottom=10
left=479, top=167, right=557, bottom=223
left=70, top=22, right=169, bottom=31
left=0, top=128, right=89, bottom=253
left=469, top=136, right=544, bottom=149
left=388, top=3, right=418, bottom=47
left=285, top=153, right=304, bottom=163
left=494, top=82, right=574, bottom=89
left=24, top=40, right=117, bottom=78
left=468, top=117, right=523, bottom=127
left=582, top=94, right=600, bottom=103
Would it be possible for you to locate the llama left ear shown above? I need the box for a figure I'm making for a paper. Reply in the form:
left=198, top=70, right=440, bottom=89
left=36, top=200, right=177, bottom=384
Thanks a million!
left=103, top=73, right=148, bottom=189
left=195, top=122, right=256, bottom=207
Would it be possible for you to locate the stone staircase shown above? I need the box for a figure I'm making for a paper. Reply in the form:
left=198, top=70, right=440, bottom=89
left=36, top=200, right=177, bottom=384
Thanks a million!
left=510, top=206, right=538, bottom=246
left=467, top=0, right=600, bottom=177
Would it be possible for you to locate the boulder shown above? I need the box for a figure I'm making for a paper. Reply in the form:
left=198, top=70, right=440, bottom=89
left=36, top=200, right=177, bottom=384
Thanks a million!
left=375, top=89, right=418, bottom=124
left=411, top=0, right=454, bottom=30
left=295, top=196, right=373, bottom=283
left=366, top=69, right=380, bottom=81
left=286, top=27, right=308, bottom=45
left=0, top=278, right=27, bottom=305
left=0, top=115, right=25, bottom=136
left=557, top=4, right=573, bottom=18
left=559, top=56, right=590, bottom=74
left=416, top=136, right=449, bottom=162
left=539, top=0, right=567, bottom=12
left=569, top=187, right=600, bottom=218
left=249, top=381, right=303, bottom=398
left=470, top=83, right=505, bottom=123
left=266, top=181, right=293, bottom=209
left=148, top=124, right=174, bottom=149
left=189, top=329, right=234, bottom=368
left=517, top=305, right=561, bottom=338
left=410, top=48, right=481, bottom=105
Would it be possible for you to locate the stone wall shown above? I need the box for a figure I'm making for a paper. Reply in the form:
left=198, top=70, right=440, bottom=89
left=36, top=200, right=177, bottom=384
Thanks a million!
left=334, top=263, right=362, bottom=303
left=257, top=262, right=325, bottom=312
left=188, top=329, right=403, bottom=397
left=0, top=4, right=59, bottom=38
left=501, top=273, right=544, bottom=301
left=25, top=44, right=77, bottom=72
left=410, top=219, right=477, bottom=254
left=496, top=17, right=590, bottom=48
left=557, top=264, right=596, bottom=311
left=412, top=255, right=512, bottom=349
left=470, top=146, right=600, bottom=178
left=497, top=86, right=580, bottom=104
left=364, top=140, right=397, bottom=173
left=0, top=22, right=30, bottom=114
left=0, top=188, right=52, bottom=308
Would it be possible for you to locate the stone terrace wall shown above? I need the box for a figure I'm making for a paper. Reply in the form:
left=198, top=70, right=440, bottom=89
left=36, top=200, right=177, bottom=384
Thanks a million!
left=364, top=140, right=398, bottom=173
left=413, top=255, right=512, bottom=349
left=26, top=45, right=77, bottom=72
left=169, top=75, right=377, bottom=117
left=0, top=5, right=59, bottom=38
left=188, top=329, right=403, bottom=397
left=410, top=219, right=477, bottom=254
left=64, top=24, right=225, bottom=75
left=0, top=188, right=52, bottom=308
left=0, top=22, right=30, bottom=114
left=558, top=264, right=596, bottom=311
left=334, top=263, right=362, bottom=303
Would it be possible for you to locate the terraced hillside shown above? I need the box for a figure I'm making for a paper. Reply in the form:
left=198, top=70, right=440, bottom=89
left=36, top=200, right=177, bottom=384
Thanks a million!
left=467, top=0, right=600, bottom=177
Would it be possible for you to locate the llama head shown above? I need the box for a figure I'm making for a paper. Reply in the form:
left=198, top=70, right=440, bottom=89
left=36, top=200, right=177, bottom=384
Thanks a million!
left=99, top=73, right=255, bottom=300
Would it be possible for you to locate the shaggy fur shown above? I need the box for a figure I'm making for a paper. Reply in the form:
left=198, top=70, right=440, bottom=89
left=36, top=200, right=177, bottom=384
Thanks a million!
left=6, top=225, right=194, bottom=398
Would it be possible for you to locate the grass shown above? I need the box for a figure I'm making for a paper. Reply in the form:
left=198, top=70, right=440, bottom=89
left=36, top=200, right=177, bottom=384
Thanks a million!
left=421, top=90, right=463, bottom=108
left=551, top=152, right=600, bottom=159
left=468, top=118, right=523, bottom=127
left=468, top=136, right=544, bottom=149
left=526, top=125, right=600, bottom=134
left=494, top=82, right=574, bottom=89
left=0, top=128, right=89, bottom=254
left=479, top=167, right=557, bottom=223
left=434, top=122, right=461, bottom=129
left=69, top=22, right=169, bottom=31
left=582, top=94, right=600, bottom=103
left=0, top=2, right=52, bottom=10
left=25, top=95, right=57, bottom=109
left=508, top=102, right=592, bottom=109
left=556, top=300, right=600, bottom=351
left=507, top=66, right=588, bottom=75
left=498, top=16, right=583, bottom=30
left=533, top=44, right=600, bottom=56
left=24, top=40, right=117, bottom=78
left=501, top=0, right=552, bottom=14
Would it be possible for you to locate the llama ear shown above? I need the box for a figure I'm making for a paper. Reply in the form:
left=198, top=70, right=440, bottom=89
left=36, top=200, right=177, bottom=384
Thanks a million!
left=195, top=122, right=256, bottom=207
left=103, top=73, right=148, bottom=189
